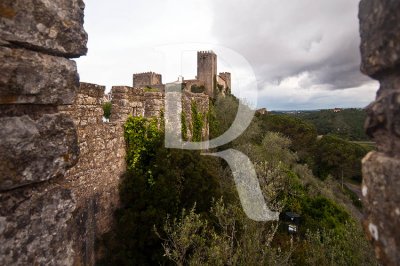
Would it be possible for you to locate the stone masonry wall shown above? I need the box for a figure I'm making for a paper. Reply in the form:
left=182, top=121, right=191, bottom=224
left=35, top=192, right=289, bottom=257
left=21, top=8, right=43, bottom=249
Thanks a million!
left=184, top=79, right=205, bottom=93
left=359, top=1, right=400, bottom=265
left=0, top=1, right=91, bottom=265
left=0, top=81, right=127, bottom=265
left=110, top=85, right=209, bottom=140
left=58, top=82, right=126, bottom=265
left=182, top=90, right=210, bottom=141
left=110, top=86, right=145, bottom=123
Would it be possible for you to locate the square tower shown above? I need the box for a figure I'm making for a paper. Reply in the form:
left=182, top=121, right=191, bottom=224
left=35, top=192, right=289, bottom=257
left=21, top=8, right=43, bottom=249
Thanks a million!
left=132, top=72, right=162, bottom=88
left=197, top=51, right=217, bottom=97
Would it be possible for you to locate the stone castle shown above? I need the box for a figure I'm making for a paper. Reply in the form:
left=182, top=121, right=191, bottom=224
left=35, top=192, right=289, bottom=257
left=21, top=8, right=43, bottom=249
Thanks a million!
left=132, top=51, right=231, bottom=98
left=0, top=1, right=399, bottom=265
left=0, top=3, right=220, bottom=262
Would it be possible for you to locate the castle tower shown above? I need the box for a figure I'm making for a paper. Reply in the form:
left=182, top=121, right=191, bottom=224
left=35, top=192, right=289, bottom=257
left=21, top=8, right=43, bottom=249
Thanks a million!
left=219, top=72, right=231, bottom=94
left=132, top=72, right=162, bottom=88
left=197, top=51, right=217, bottom=97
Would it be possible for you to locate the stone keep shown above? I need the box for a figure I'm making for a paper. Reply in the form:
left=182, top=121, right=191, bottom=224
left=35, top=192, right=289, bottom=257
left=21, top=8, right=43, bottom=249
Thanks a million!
left=197, top=51, right=217, bottom=97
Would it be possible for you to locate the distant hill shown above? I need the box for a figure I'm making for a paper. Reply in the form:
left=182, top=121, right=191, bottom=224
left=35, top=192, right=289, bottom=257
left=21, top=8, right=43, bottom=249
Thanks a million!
left=277, top=108, right=369, bottom=141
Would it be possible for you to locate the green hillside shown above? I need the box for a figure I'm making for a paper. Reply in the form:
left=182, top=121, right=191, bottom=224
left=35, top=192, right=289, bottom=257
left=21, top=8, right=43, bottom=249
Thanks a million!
left=285, top=109, right=369, bottom=141
left=98, top=96, right=377, bottom=265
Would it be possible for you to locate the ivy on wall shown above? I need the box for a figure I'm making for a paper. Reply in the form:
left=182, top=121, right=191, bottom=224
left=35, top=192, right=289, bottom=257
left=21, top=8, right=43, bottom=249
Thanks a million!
left=124, top=115, right=161, bottom=173
left=191, top=101, right=204, bottom=142
left=181, top=111, right=188, bottom=141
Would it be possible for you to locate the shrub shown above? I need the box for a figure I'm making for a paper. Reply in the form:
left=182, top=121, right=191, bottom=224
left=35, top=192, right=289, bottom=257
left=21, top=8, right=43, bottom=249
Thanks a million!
left=103, top=102, right=112, bottom=119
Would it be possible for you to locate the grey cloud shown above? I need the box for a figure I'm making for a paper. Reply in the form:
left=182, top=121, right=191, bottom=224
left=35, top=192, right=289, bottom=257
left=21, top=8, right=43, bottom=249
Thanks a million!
left=209, top=0, right=373, bottom=90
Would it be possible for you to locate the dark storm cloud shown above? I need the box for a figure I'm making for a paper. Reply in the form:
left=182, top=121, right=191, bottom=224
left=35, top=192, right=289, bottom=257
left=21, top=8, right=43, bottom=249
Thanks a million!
left=209, top=0, right=372, bottom=90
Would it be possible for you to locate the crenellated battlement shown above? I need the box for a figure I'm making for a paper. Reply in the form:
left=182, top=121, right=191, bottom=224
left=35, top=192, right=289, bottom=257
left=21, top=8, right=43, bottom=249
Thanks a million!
left=198, top=50, right=216, bottom=54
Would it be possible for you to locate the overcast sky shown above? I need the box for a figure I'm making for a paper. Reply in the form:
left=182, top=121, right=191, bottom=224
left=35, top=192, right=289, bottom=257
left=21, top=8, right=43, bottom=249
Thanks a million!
left=76, top=0, right=378, bottom=110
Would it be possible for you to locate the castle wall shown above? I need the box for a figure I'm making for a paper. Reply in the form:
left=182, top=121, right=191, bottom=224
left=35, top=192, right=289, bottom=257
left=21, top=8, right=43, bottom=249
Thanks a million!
left=0, top=82, right=128, bottom=265
left=217, top=76, right=227, bottom=88
left=219, top=72, right=231, bottom=94
left=109, top=86, right=165, bottom=121
left=144, top=91, right=164, bottom=117
left=183, top=79, right=205, bottom=93
left=359, top=1, right=400, bottom=265
left=110, top=85, right=209, bottom=140
left=58, top=83, right=126, bottom=264
left=182, top=90, right=210, bottom=141
left=148, top=84, right=166, bottom=92
left=110, top=86, right=145, bottom=122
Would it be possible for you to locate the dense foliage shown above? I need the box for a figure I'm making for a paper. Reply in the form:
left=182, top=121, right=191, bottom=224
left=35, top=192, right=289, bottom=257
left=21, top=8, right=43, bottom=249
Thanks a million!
left=98, top=116, right=225, bottom=265
left=159, top=95, right=376, bottom=265
left=313, top=135, right=370, bottom=182
left=288, top=108, right=369, bottom=141
left=259, top=114, right=318, bottom=164
left=256, top=112, right=371, bottom=183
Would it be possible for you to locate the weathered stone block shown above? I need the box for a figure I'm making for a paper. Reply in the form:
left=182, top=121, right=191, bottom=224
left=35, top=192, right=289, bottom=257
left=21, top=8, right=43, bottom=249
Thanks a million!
left=359, top=0, right=400, bottom=76
left=145, top=98, right=164, bottom=106
left=0, top=0, right=87, bottom=57
left=0, top=46, right=79, bottom=104
left=79, top=83, right=105, bottom=98
left=0, top=114, right=79, bottom=191
left=362, top=152, right=400, bottom=265
left=0, top=186, right=76, bottom=265
left=365, top=73, right=400, bottom=156
left=111, top=86, right=129, bottom=94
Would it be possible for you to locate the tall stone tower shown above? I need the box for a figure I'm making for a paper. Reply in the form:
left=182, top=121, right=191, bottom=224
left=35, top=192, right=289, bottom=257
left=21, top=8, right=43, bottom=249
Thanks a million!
left=197, top=51, right=217, bottom=97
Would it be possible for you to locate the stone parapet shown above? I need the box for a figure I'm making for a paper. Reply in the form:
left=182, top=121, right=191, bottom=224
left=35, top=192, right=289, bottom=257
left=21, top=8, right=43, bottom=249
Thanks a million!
left=359, top=1, right=400, bottom=264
